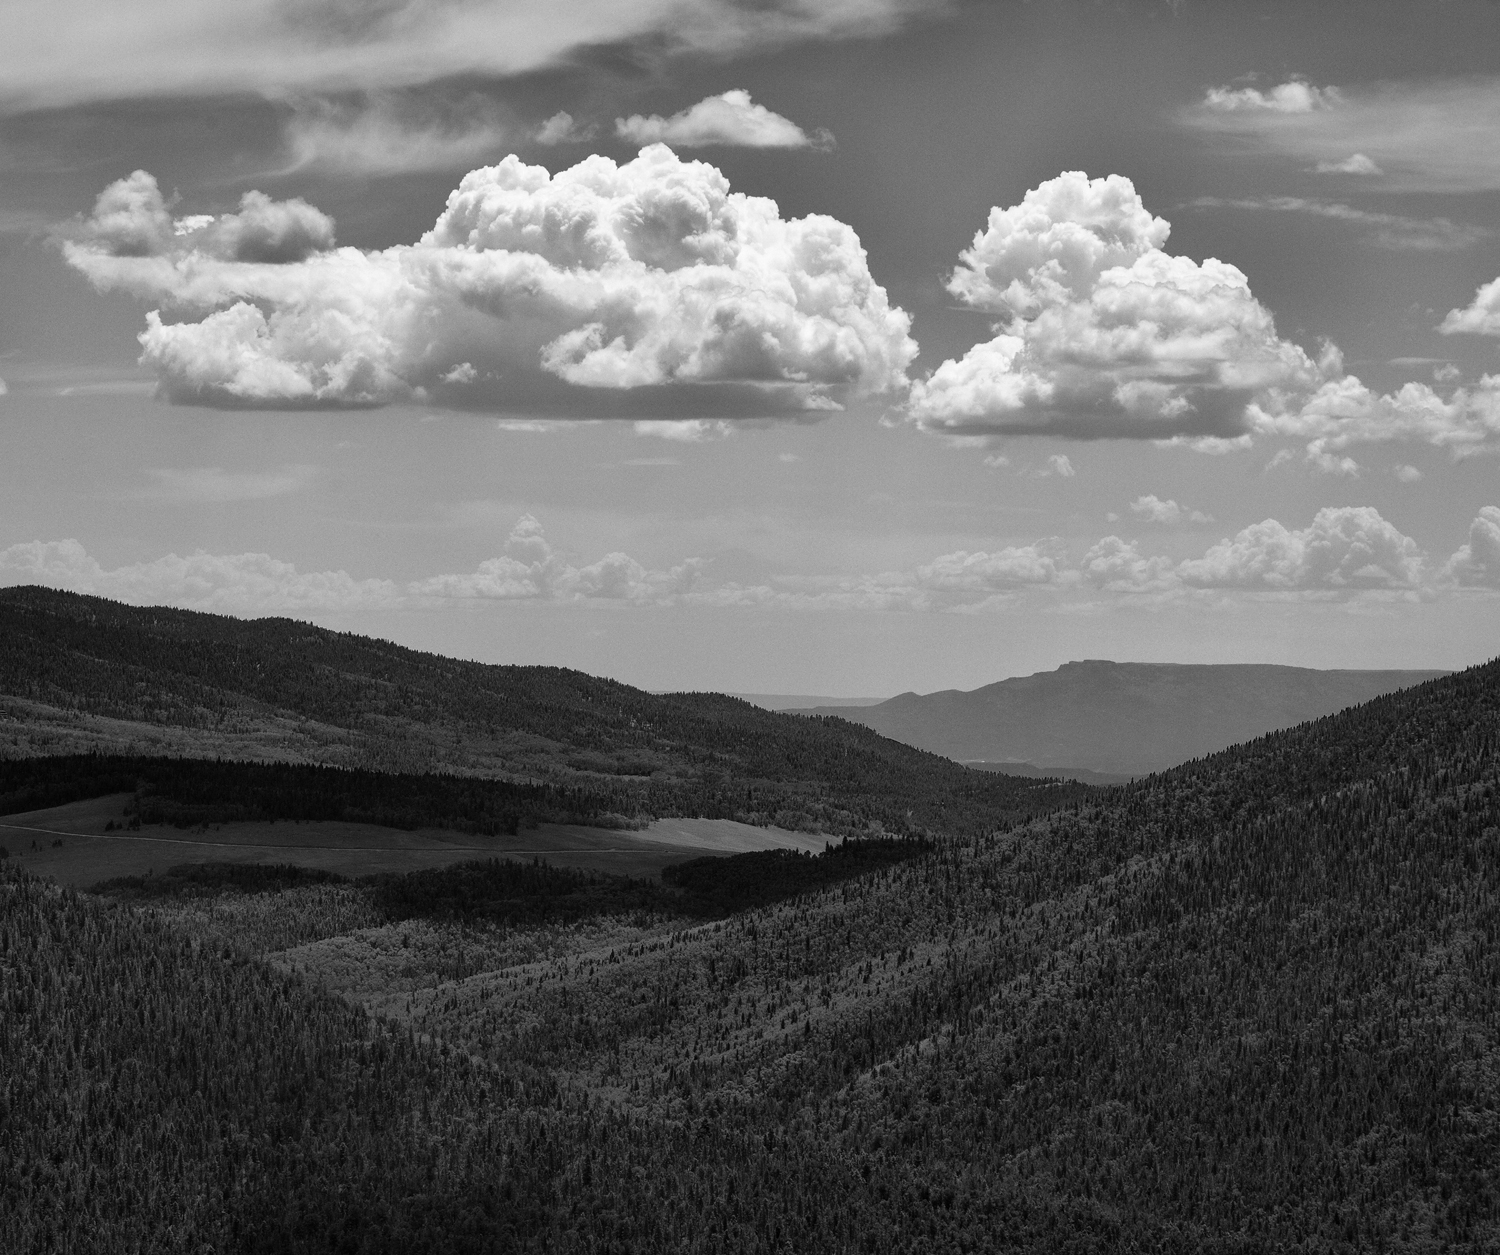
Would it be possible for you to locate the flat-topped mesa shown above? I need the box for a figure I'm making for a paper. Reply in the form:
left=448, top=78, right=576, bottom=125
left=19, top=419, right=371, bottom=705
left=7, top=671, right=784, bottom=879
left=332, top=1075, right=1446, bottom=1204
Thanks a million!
left=805, top=659, right=1450, bottom=776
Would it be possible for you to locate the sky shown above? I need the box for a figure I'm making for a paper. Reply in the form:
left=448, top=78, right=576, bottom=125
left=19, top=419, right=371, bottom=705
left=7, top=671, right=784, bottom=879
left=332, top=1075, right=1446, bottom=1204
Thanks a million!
left=2, top=0, right=1498, bottom=696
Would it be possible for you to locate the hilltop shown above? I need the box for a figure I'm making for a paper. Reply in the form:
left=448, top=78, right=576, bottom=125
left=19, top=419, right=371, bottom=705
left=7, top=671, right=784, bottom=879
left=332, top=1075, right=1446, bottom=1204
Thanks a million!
left=808, top=658, right=1449, bottom=774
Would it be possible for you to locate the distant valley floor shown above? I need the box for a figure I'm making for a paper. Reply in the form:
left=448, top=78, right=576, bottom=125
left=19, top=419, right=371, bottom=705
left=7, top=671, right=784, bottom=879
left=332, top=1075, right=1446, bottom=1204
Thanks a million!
left=0, top=794, right=824, bottom=888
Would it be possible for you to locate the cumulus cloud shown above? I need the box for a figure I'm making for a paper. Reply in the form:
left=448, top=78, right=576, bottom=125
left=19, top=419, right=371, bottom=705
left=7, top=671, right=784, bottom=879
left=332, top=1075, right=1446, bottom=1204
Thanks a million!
left=1080, top=537, right=1178, bottom=593
left=410, top=515, right=701, bottom=602
left=907, top=171, right=1327, bottom=442
left=1316, top=153, right=1382, bottom=176
left=1440, top=507, right=1500, bottom=587
left=1130, top=494, right=1211, bottom=525
left=904, top=169, right=1500, bottom=459
left=68, top=171, right=335, bottom=270
left=1178, top=507, right=1424, bottom=590
left=535, top=112, right=595, bottom=146
left=633, top=420, right=734, bottom=441
left=64, top=149, right=915, bottom=416
left=1, top=0, right=937, bottom=113
left=1442, top=276, right=1500, bottom=337
left=1306, top=448, right=1361, bottom=477
left=914, top=543, right=1066, bottom=592
left=1253, top=373, right=1500, bottom=459
left=1185, top=77, right=1500, bottom=193
left=615, top=90, right=832, bottom=150
left=0, top=518, right=702, bottom=613
left=9, top=506, right=1483, bottom=617
left=1202, top=81, right=1338, bottom=114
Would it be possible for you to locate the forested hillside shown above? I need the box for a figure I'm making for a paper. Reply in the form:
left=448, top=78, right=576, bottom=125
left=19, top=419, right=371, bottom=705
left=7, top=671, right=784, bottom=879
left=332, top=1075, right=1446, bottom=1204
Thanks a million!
left=5, top=658, right=1498, bottom=1252
left=0, top=587, right=1081, bottom=838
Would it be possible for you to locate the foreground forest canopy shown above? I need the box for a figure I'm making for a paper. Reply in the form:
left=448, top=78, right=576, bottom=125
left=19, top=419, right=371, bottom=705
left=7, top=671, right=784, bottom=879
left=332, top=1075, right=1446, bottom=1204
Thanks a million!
left=6, top=653, right=1499, bottom=1251
left=0, top=587, right=1081, bottom=838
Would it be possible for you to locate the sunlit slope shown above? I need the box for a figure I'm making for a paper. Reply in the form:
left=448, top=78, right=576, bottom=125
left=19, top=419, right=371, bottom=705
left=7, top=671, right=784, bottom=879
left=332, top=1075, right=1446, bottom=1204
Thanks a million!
left=809, top=658, right=1450, bottom=773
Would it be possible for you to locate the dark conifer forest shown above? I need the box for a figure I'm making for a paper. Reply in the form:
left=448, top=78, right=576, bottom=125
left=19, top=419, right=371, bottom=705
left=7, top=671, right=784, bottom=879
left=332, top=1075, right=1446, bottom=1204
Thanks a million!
left=3, top=594, right=1498, bottom=1252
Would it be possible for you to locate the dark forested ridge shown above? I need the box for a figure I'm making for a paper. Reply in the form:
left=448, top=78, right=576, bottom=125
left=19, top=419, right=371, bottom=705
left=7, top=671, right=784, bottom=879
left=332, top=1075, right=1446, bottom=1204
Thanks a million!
left=0, top=587, right=1079, bottom=839
left=5, top=642, right=1499, bottom=1251
left=811, top=658, right=1451, bottom=774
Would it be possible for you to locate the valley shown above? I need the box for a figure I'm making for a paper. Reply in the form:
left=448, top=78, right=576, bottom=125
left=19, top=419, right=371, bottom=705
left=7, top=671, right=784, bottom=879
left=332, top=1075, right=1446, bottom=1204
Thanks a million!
left=3, top=596, right=1497, bottom=1250
left=3, top=590, right=1497, bottom=1252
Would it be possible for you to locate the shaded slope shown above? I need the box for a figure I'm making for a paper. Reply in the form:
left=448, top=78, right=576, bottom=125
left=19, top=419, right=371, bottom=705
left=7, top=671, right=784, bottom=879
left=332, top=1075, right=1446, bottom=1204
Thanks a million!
left=808, top=658, right=1449, bottom=773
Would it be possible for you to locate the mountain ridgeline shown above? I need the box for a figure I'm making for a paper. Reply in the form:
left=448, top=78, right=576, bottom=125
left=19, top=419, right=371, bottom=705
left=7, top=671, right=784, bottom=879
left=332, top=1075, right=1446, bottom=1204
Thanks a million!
left=809, top=659, right=1450, bottom=774
left=5, top=638, right=1498, bottom=1250
left=0, top=586, right=1080, bottom=839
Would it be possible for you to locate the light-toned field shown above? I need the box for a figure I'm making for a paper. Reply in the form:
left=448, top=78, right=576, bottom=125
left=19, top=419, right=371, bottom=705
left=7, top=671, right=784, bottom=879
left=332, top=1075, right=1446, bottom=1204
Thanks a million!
left=0, top=795, right=824, bottom=888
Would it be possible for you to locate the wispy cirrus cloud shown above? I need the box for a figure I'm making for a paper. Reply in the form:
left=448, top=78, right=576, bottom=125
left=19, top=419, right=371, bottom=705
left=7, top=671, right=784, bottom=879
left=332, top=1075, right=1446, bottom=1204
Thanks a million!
left=273, top=96, right=512, bottom=175
left=144, top=464, right=318, bottom=503
left=0, top=0, right=942, bottom=113
left=1190, top=195, right=1487, bottom=251
left=1184, top=76, right=1500, bottom=192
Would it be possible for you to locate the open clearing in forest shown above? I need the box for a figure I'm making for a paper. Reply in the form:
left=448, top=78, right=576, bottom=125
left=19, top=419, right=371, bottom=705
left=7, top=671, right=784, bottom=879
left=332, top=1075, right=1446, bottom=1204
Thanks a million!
left=0, top=795, right=824, bottom=888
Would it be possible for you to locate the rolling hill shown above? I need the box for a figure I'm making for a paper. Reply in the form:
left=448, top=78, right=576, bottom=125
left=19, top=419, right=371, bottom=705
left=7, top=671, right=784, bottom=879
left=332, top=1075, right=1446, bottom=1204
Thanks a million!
left=0, top=586, right=1079, bottom=842
left=807, top=658, right=1449, bottom=774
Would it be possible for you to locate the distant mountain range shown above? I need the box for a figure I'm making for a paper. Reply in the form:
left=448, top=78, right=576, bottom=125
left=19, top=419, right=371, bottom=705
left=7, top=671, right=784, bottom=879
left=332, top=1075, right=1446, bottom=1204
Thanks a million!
left=805, top=660, right=1450, bottom=775
left=729, top=693, right=885, bottom=711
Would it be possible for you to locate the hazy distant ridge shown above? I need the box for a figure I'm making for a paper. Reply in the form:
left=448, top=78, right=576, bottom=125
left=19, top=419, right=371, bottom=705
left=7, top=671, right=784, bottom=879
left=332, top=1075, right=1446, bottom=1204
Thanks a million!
left=806, top=660, right=1450, bottom=775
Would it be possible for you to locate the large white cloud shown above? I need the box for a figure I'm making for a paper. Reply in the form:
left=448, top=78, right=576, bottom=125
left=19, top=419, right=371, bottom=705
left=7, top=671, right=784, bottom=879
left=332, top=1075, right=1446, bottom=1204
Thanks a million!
left=907, top=170, right=1500, bottom=457
left=64, top=149, right=915, bottom=415
left=1441, top=507, right=1500, bottom=588
left=906, top=171, right=1327, bottom=442
left=616, top=90, right=831, bottom=150
left=0, top=0, right=936, bottom=113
